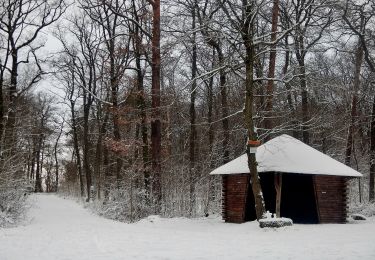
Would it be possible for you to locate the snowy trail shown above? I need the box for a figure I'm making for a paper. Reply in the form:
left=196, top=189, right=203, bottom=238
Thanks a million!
left=1, top=194, right=375, bottom=260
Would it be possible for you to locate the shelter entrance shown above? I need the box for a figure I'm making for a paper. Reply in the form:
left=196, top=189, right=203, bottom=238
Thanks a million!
left=245, top=172, right=319, bottom=223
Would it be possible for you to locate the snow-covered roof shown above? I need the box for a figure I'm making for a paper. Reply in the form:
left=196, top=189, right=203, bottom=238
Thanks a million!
left=210, top=134, right=362, bottom=177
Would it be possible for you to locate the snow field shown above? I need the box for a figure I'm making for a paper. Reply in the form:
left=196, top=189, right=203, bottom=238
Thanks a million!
left=0, top=194, right=374, bottom=260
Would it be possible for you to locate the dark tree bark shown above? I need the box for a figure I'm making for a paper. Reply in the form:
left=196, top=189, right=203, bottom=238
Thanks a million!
left=131, top=0, right=150, bottom=202
left=35, top=133, right=44, bottom=193
left=54, top=119, right=65, bottom=192
left=264, top=0, right=280, bottom=141
left=241, top=1, right=266, bottom=221
left=189, top=4, right=198, bottom=216
left=370, top=95, right=375, bottom=201
left=204, top=48, right=216, bottom=216
left=219, top=51, right=230, bottom=164
left=295, top=41, right=310, bottom=144
left=149, top=0, right=162, bottom=213
left=4, top=49, right=18, bottom=153
left=110, top=42, right=123, bottom=191
left=94, top=108, right=108, bottom=200
left=83, top=92, right=93, bottom=201
left=274, top=173, right=282, bottom=217
left=345, top=44, right=363, bottom=166
left=69, top=84, right=84, bottom=197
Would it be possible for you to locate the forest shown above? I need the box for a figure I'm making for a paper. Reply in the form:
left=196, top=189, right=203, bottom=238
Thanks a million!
left=0, top=0, right=374, bottom=226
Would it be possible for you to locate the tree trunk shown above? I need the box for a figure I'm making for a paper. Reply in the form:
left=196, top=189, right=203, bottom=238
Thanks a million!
left=94, top=111, right=108, bottom=200
left=345, top=44, right=363, bottom=166
left=71, top=102, right=84, bottom=197
left=369, top=94, right=375, bottom=201
left=264, top=0, right=279, bottom=141
left=35, top=134, right=43, bottom=192
left=103, top=143, right=110, bottom=199
left=132, top=2, right=150, bottom=200
left=242, top=1, right=266, bottom=221
left=295, top=30, right=310, bottom=144
left=206, top=48, right=216, bottom=215
left=274, top=173, right=282, bottom=217
left=245, top=47, right=266, bottom=220
left=219, top=50, right=229, bottom=164
left=30, top=139, right=37, bottom=181
left=83, top=104, right=92, bottom=202
left=110, top=49, right=123, bottom=190
left=282, top=36, right=298, bottom=138
left=0, top=70, right=5, bottom=154
left=297, top=56, right=310, bottom=144
left=4, top=49, right=18, bottom=153
left=189, top=6, right=198, bottom=216
left=150, top=0, right=162, bottom=213
left=54, top=120, right=64, bottom=192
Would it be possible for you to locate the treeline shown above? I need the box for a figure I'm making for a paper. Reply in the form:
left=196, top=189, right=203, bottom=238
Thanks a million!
left=0, top=0, right=374, bottom=224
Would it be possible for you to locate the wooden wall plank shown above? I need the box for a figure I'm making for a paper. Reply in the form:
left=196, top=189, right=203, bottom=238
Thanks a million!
left=314, top=176, right=348, bottom=223
left=222, top=175, right=248, bottom=223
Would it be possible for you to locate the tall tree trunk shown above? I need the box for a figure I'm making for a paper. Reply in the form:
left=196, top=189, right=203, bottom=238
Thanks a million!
left=94, top=111, right=108, bottom=200
left=4, top=49, right=18, bottom=154
left=54, top=120, right=64, bottom=192
left=0, top=72, right=4, bottom=154
left=71, top=102, right=84, bottom=197
left=131, top=1, right=150, bottom=201
left=110, top=46, right=123, bottom=190
left=297, top=55, right=310, bottom=144
left=103, top=144, right=110, bottom=199
left=242, top=1, right=266, bottom=220
left=218, top=50, right=229, bottom=164
left=189, top=6, right=198, bottom=216
left=345, top=44, right=363, bottom=166
left=150, top=0, right=162, bottom=213
left=369, top=94, right=375, bottom=201
left=83, top=103, right=92, bottom=201
left=35, top=134, right=43, bottom=192
left=264, top=0, right=279, bottom=141
left=295, top=30, right=310, bottom=144
left=274, top=173, right=282, bottom=217
left=245, top=45, right=266, bottom=220
left=254, top=48, right=265, bottom=112
left=206, top=48, right=216, bottom=214
left=30, top=139, right=37, bottom=181
left=282, top=36, right=298, bottom=138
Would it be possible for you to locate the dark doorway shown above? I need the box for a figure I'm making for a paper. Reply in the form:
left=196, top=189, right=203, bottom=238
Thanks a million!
left=281, top=173, right=319, bottom=223
left=245, top=172, right=319, bottom=223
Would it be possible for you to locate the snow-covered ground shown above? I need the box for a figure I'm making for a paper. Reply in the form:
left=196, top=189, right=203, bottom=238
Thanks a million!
left=1, top=194, right=375, bottom=260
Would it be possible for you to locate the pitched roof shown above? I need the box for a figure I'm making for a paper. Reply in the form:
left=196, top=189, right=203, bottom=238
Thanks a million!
left=210, top=134, right=362, bottom=177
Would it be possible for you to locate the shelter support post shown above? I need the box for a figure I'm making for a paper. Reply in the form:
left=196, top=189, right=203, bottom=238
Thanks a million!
left=275, top=173, right=282, bottom=217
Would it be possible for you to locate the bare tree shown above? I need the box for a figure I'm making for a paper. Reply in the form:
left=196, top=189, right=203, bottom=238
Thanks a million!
left=342, top=0, right=375, bottom=201
left=148, top=0, right=162, bottom=213
left=0, top=0, right=66, bottom=153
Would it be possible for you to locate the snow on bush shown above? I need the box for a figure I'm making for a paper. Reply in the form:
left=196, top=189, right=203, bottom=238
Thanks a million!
left=349, top=202, right=375, bottom=217
left=0, top=156, right=31, bottom=227
left=259, top=211, right=293, bottom=228
left=90, top=186, right=151, bottom=223
left=259, top=217, right=293, bottom=228
left=0, top=179, right=30, bottom=227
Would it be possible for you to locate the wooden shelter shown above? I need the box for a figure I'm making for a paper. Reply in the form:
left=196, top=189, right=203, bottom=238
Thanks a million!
left=210, top=135, right=362, bottom=224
